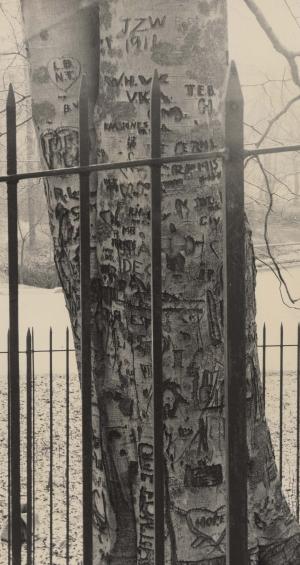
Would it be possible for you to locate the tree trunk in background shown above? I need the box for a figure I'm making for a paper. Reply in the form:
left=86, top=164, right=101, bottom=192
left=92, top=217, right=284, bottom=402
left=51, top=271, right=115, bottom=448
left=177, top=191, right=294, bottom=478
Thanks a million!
left=21, top=0, right=300, bottom=563
left=26, top=119, right=36, bottom=249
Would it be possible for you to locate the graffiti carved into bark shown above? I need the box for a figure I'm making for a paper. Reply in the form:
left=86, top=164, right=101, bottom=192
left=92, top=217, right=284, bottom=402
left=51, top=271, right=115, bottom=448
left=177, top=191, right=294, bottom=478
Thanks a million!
left=21, top=0, right=300, bottom=563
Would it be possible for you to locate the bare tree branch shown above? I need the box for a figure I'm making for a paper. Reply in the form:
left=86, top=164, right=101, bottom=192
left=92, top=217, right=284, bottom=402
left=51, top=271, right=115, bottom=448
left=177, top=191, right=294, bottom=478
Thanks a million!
left=256, top=156, right=300, bottom=306
left=0, top=116, right=32, bottom=138
left=284, top=0, right=300, bottom=32
left=257, top=94, right=300, bottom=147
left=0, top=51, right=27, bottom=59
left=244, top=0, right=300, bottom=86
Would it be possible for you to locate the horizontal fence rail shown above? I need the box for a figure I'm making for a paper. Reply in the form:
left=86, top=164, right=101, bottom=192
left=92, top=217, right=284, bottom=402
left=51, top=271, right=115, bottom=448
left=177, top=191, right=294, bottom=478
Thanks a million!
left=2, top=145, right=300, bottom=185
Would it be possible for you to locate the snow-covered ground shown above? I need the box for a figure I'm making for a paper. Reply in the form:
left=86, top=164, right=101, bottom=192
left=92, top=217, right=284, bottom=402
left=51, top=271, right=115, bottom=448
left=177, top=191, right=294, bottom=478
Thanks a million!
left=256, top=264, right=300, bottom=369
left=0, top=285, right=81, bottom=565
left=255, top=265, right=300, bottom=516
left=0, top=265, right=300, bottom=563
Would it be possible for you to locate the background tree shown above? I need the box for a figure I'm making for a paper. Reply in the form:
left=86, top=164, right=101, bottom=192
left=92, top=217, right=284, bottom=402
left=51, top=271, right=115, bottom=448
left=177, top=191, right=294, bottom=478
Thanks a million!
left=20, top=0, right=300, bottom=563
left=0, top=1, right=52, bottom=284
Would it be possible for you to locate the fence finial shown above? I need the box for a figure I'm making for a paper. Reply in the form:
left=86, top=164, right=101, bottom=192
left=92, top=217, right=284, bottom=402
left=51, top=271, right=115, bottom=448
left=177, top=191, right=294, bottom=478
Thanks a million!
left=225, top=60, right=243, bottom=106
left=151, top=70, right=161, bottom=160
left=26, top=328, right=31, bottom=346
left=79, top=73, right=89, bottom=168
left=79, top=73, right=88, bottom=103
left=6, top=83, right=16, bottom=108
left=151, top=69, right=161, bottom=109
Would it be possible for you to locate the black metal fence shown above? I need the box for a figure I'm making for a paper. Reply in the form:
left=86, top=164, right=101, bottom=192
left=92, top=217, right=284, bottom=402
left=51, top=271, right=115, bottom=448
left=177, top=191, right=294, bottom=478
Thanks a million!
left=0, top=328, right=75, bottom=565
left=2, top=60, right=300, bottom=565
left=1, top=323, right=300, bottom=564
left=259, top=323, right=300, bottom=522
left=3, top=328, right=76, bottom=565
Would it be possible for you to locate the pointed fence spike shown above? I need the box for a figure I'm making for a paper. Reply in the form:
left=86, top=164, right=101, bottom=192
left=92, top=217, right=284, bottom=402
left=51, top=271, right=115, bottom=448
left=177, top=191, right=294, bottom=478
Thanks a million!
left=66, top=327, right=69, bottom=351
left=151, top=69, right=160, bottom=92
left=151, top=69, right=161, bottom=106
left=224, top=60, right=243, bottom=104
left=79, top=73, right=88, bottom=101
left=6, top=83, right=16, bottom=108
left=79, top=73, right=89, bottom=169
left=26, top=328, right=31, bottom=348
left=151, top=70, right=161, bottom=160
left=6, top=83, right=16, bottom=178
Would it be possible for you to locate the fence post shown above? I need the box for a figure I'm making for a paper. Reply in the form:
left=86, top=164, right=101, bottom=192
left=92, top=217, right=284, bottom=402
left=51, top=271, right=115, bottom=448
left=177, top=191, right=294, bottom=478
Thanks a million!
left=6, top=83, right=21, bottom=565
left=279, top=323, right=284, bottom=483
left=224, top=62, right=247, bottom=565
left=49, top=328, right=53, bottom=565
left=150, top=70, right=164, bottom=565
left=7, top=330, right=11, bottom=565
left=66, top=327, right=70, bottom=565
left=79, top=74, right=93, bottom=565
left=262, top=323, right=266, bottom=407
left=31, top=328, right=35, bottom=565
left=297, top=323, right=300, bottom=521
left=26, top=329, right=32, bottom=565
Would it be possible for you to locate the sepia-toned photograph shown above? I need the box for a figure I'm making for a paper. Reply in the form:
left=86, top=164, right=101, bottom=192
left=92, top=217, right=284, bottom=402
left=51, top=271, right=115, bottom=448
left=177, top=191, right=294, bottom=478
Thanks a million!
left=1, top=1, right=300, bottom=564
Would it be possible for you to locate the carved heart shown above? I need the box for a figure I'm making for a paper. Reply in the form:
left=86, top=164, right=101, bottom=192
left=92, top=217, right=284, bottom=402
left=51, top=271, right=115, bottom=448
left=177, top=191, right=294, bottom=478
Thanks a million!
left=48, top=57, right=81, bottom=91
left=186, top=505, right=226, bottom=548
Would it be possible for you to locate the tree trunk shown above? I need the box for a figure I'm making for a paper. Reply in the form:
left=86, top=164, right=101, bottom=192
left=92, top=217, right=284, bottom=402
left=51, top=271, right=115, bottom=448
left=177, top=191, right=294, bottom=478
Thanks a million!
left=19, top=236, right=25, bottom=284
left=21, top=0, right=300, bottom=563
left=26, top=121, right=36, bottom=249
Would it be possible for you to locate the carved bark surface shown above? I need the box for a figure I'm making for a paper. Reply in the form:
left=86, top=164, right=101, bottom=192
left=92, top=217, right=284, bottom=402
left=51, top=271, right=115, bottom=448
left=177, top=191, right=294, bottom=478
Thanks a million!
left=21, top=1, right=300, bottom=564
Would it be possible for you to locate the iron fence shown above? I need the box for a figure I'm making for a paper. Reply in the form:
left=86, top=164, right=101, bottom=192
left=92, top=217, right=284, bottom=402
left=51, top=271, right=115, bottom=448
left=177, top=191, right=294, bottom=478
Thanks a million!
left=2, top=59, right=300, bottom=565
left=1, top=323, right=300, bottom=564
left=1, top=328, right=77, bottom=565
left=259, top=323, right=300, bottom=522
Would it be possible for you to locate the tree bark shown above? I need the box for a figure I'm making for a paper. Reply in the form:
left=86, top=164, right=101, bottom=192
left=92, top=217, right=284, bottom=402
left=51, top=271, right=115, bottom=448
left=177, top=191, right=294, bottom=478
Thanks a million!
left=21, top=0, right=300, bottom=563
left=26, top=120, right=36, bottom=249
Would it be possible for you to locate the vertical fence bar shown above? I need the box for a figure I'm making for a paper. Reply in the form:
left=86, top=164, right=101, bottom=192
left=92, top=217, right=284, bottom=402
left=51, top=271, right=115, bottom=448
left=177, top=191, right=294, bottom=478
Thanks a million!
left=7, top=330, right=11, bottom=565
left=79, top=75, right=93, bottom=565
left=66, top=328, right=70, bottom=565
left=49, top=328, right=53, bottom=565
left=26, top=329, right=32, bottom=565
left=150, top=70, right=164, bottom=565
left=7, top=83, right=21, bottom=565
left=297, top=323, right=300, bottom=521
left=280, top=323, right=284, bottom=483
left=224, top=62, right=247, bottom=565
left=262, top=323, right=266, bottom=407
left=31, top=328, right=35, bottom=565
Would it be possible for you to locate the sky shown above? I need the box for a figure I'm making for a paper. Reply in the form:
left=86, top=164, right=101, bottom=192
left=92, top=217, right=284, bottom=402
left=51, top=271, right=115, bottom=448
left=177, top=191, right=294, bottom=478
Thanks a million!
left=228, top=0, right=300, bottom=83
